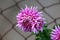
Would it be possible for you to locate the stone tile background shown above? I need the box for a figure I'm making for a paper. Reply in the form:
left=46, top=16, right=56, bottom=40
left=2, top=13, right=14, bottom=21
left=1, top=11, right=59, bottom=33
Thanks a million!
left=0, top=0, right=60, bottom=40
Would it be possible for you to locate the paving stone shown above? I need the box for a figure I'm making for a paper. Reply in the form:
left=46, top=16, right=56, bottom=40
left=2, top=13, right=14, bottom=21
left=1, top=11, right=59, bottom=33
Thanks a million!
left=0, top=0, right=15, bottom=10
left=56, top=19, right=60, bottom=25
left=38, top=0, right=59, bottom=7
left=18, top=0, right=42, bottom=10
left=14, top=0, right=21, bottom=2
left=3, top=29, right=24, bottom=40
left=45, top=5, right=60, bottom=18
left=42, top=11, right=53, bottom=24
left=14, top=26, right=31, bottom=37
left=0, top=15, right=12, bottom=36
left=3, top=6, right=19, bottom=24
left=0, top=34, right=1, bottom=38
left=27, top=35, right=35, bottom=40
left=47, top=22, right=55, bottom=29
left=14, top=0, right=24, bottom=2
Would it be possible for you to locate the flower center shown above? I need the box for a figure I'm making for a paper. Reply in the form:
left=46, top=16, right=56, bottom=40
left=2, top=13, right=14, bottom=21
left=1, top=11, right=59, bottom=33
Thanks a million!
left=22, top=19, right=32, bottom=28
left=57, top=34, right=60, bottom=40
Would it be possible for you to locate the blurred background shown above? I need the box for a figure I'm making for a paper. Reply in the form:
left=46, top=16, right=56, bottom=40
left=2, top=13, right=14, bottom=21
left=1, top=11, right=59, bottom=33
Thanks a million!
left=0, top=0, right=60, bottom=40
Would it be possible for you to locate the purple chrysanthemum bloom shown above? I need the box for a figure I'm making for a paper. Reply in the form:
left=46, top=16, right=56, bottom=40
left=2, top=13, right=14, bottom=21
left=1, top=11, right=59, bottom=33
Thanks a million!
left=16, top=6, right=46, bottom=33
left=51, top=26, right=60, bottom=40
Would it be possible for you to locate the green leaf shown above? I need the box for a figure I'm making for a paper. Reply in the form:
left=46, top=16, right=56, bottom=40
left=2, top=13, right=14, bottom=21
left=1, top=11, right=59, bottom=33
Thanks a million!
left=44, top=24, right=48, bottom=28
left=32, top=32, right=36, bottom=35
left=35, top=37, right=42, bottom=40
left=59, top=24, right=60, bottom=26
left=36, top=28, right=52, bottom=40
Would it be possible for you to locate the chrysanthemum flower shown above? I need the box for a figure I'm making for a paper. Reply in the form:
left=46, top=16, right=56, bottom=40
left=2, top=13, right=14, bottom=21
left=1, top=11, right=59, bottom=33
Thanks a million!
left=51, top=26, right=60, bottom=40
left=16, top=6, right=46, bottom=33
